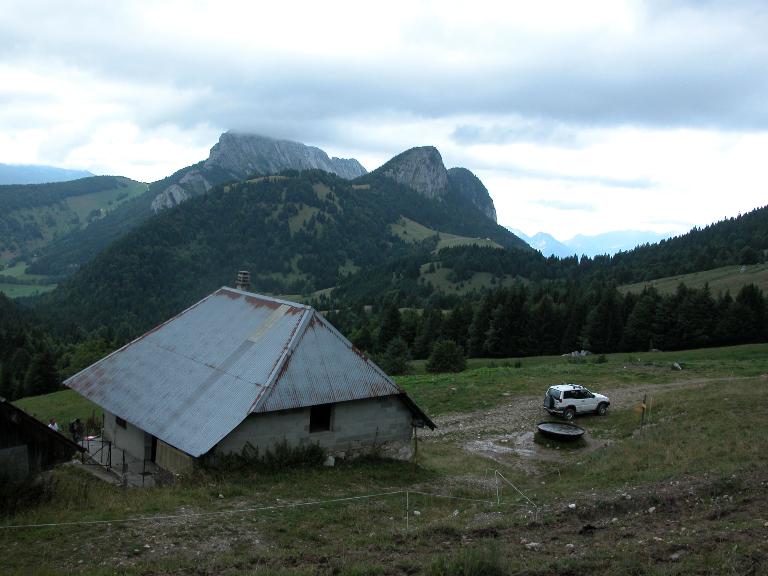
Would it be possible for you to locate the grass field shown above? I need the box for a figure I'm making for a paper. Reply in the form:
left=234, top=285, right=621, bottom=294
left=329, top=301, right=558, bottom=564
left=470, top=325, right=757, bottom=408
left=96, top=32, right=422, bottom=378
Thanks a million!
left=399, top=343, right=768, bottom=416
left=13, top=389, right=101, bottom=431
left=391, top=216, right=503, bottom=251
left=619, top=262, right=768, bottom=296
left=63, top=178, right=147, bottom=222
left=0, top=282, right=57, bottom=298
left=0, top=261, right=58, bottom=298
left=3, top=343, right=768, bottom=575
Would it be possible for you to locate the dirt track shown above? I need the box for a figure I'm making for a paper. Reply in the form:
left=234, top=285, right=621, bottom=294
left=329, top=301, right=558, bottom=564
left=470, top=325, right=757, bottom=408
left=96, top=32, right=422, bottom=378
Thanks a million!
left=423, top=377, right=737, bottom=441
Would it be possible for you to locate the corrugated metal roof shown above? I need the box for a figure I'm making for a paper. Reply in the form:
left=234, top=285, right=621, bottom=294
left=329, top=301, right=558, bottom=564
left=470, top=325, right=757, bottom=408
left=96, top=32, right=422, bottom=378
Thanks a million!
left=256, top=313, right=400, bottom=412
left=65, top=287, right=433, bottom=458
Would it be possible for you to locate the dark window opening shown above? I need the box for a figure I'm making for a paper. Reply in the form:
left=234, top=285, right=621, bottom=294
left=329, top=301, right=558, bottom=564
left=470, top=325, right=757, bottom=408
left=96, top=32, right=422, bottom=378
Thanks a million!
left=116, top=416, right=127, bottom=429
left=309, top=404, right=332, bottom=433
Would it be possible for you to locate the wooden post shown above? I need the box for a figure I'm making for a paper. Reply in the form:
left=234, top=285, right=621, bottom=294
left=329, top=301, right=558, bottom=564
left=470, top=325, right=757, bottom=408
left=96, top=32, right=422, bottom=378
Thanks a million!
left=405, top=491, right=409, bottom=533
left=641, top=393, right=647, bottom=428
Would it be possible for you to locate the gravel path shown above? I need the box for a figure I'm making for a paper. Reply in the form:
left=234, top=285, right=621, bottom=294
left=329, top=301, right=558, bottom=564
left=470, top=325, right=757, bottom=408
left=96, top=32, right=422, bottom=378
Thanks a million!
left=422, top=376, right=738, bottom=441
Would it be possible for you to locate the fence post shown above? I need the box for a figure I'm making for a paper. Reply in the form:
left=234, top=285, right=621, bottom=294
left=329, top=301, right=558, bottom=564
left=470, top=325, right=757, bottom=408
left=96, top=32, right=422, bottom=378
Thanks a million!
left=405, top=491, right=409, bottom=533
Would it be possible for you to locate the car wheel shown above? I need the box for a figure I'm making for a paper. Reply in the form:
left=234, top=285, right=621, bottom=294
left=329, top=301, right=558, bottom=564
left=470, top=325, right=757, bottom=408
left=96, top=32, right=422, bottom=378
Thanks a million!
left=563, top=407, right=575, bottom=421
left=597, top=403, right=608, bottom=416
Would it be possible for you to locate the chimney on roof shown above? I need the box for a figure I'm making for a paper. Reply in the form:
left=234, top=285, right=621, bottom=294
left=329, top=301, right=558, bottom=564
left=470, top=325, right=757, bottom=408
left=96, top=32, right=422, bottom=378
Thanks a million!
left=235, top=270, right=251, bottom=291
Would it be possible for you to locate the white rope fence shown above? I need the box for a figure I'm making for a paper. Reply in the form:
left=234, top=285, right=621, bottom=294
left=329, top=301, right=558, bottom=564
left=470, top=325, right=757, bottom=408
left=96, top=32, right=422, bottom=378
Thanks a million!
left=1, top=470, right=539, bottom=531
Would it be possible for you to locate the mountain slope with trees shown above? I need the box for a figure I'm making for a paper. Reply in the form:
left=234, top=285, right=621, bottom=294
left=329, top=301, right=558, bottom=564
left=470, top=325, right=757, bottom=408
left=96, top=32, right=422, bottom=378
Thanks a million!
left=25, top=134, right=372, bottom=277
left=0, top=176, right=147, bottom=260
left=35, top=167, right=520, bottom=339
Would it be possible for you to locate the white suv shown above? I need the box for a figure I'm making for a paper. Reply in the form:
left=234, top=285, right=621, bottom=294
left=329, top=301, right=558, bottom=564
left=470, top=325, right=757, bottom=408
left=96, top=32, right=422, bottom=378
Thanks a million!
left=543, top=384, right=610, bottom=420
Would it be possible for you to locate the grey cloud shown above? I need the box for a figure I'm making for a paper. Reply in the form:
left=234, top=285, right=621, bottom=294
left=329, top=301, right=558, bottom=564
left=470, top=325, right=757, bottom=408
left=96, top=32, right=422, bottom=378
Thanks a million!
left=2, top=0, right=768, bottom=144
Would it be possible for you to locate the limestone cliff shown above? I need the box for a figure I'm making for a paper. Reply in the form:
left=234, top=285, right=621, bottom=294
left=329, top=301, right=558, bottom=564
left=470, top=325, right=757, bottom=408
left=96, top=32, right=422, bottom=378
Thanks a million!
left=205, top=132, right=367, bottom=180
left=377, top=147, right=449, bottom=199
left=447, top=167, right=497, bottom=222
left=374, top=146, right=498, bottom=222
left=152, top=132, right=366, bottom=212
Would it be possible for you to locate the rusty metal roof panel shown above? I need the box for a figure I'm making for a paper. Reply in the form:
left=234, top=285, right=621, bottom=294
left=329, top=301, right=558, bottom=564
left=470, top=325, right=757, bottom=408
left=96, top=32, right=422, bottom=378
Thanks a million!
left=255, top=313, right=403, bottom=413
left=64, top=287, right=310, bottom=457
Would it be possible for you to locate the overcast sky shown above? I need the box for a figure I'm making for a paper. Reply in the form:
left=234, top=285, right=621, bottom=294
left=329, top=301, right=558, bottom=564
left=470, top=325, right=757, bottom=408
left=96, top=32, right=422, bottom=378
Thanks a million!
left=1, top=0, right=767, bottom=239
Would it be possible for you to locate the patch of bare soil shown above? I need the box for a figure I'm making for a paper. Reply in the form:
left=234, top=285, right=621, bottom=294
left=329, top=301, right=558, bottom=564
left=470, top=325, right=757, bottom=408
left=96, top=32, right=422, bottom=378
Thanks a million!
left=486, top=472, right=768, bottom=574
left=53, top=507, right=264, bottom=572
left=425, top=377, right=727, bottom=442
left=464, top=432, right=609, bottom=474
left=425, top=377, right=738, bottom=473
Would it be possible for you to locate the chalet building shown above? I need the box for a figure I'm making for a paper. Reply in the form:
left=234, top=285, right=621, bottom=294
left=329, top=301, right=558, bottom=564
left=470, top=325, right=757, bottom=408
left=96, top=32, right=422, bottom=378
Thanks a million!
left=65, top=286, right=434, bottom=474
left=0, top=398, right=84, bottom=481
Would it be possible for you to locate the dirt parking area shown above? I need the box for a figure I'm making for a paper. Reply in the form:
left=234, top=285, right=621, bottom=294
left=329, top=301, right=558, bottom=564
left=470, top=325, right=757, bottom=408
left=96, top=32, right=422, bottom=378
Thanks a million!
left=423, top=377, right=722, bottom=442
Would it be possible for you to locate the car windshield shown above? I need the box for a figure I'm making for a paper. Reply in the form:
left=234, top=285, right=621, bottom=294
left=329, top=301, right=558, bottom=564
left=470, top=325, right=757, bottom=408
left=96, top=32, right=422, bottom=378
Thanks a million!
left=547, top=388, right=560, bottom=399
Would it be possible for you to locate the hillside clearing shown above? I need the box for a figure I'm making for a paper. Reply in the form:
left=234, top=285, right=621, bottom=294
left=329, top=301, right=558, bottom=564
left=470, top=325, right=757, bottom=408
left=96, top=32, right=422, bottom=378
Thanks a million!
left=390, top=216, right=503, bottom=251
left=619, top=262, right=768, bottom=296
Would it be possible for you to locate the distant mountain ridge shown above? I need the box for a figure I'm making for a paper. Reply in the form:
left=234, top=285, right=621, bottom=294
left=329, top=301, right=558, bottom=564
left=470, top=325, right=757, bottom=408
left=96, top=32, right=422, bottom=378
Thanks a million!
left=28, top=134, right=506, bottom=278
left=0, top=163, right=93, bottom=185
left=38, top=168, right=523, bottom=335
left=151, top=132, right=367, bottom=211
left=511, top=228, right=674, bottom=257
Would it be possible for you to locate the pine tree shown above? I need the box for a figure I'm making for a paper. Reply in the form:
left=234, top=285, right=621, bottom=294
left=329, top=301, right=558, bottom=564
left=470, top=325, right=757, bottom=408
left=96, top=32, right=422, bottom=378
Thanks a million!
left=23, top=348, right=59, bottom=397
left=379, top=337, right=411, bottom=375
left=377, top=304, right=402, bottom=352
left=426, top=340, right=466, bottom=373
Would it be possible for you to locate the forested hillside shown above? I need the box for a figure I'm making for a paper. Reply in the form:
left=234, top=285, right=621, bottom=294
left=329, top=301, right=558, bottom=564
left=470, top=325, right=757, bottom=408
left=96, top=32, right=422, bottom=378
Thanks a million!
left=327, top=280, right=767, bottom=372
left=607, top=205, right=768, bottom=282
left=0, top=293, right=59, bottom=400
left=25, top=134, right=370, bottom=276
left=0, top=176, right=147, bottom=260
left=24, top=164, right=222, bottom=276
left=35, top=169, right=520, bottom=338
left=353, top=203, right=768, bottom=307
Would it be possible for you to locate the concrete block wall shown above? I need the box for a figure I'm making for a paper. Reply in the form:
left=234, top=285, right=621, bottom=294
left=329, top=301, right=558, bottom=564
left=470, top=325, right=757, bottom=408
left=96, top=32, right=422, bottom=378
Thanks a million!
left=216, top=395, right=413, bottom=457
left=102, top=410, right=147, bottom=462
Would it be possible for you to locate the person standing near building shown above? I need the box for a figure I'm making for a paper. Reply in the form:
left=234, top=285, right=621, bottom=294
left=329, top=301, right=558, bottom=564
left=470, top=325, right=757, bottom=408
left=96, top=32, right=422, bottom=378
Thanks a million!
left=48, top=418, right=59, bottom=431
left=69, top=418, right=83, bottom=442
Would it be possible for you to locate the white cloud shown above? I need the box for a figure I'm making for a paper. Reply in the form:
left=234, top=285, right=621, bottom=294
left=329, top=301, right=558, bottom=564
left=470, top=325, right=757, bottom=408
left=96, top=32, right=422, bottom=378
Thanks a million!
left=1, top=0, right=767, bottom=235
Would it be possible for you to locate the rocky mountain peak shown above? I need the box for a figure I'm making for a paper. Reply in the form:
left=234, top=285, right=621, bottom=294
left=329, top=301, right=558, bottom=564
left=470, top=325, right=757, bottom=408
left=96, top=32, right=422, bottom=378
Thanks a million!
left=377, top=146, right=449, bottom=199
left=151, top=132, right=367, bottom=212
left=375, top=146, right=497, bottom=222
left=206, top=132, right=367, bottom=180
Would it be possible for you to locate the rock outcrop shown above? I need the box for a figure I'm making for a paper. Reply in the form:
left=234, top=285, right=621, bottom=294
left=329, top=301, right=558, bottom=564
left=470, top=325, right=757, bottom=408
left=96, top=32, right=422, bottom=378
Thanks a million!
left=150, top=184, right=190, bottom=212
left=375, top=146, right=498, bottom=222
left=151, top=132, right=366, bottom=212
left=377, top=146, right=449, bottom=199
left=205, top=132, right=367, bottom=180
left=447, top=167, right=497, bottom=222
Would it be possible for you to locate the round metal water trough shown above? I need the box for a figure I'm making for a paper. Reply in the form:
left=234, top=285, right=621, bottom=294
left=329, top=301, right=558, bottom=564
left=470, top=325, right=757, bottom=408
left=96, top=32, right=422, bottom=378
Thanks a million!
left=537, top=421, right=585, bottom=440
